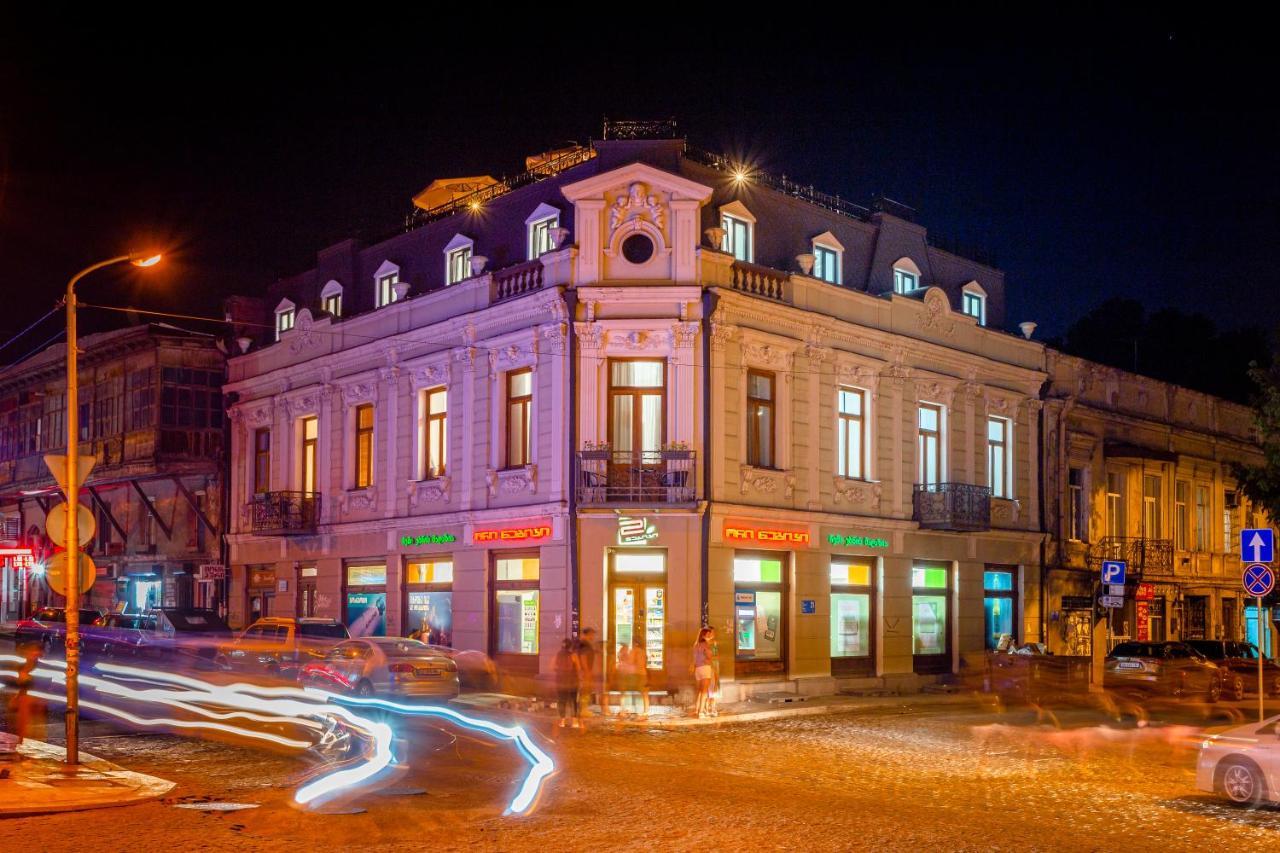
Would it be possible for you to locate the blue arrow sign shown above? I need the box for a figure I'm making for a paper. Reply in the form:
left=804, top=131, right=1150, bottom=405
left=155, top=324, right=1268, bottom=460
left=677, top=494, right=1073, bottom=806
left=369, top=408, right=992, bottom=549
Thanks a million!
left=1243, top=564, right=1275, bottom=597
left=1242, top=529, right=1274, bottom=564
left=1101, top=560, right=1127, bottom=585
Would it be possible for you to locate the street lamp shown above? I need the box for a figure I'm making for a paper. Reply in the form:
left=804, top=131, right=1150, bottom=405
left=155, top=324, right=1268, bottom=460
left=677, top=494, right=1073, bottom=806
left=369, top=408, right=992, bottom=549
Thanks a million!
left=61, top=251, right=161, bottom=766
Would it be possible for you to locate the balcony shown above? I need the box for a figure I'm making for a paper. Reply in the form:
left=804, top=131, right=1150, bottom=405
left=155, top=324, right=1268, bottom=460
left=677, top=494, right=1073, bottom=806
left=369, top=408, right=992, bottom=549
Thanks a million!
left=912, top=483, right=991, bottom=532
left=1087, top=537, right=1174, bottom=576
left=576, top=450, right=696, bottom=505
left=243, top=491, right=320, bottom=535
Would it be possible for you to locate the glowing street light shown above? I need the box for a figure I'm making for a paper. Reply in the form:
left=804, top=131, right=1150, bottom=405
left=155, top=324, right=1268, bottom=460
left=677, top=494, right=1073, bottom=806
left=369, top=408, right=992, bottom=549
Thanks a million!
left=60, top=250, right=162, bottom=766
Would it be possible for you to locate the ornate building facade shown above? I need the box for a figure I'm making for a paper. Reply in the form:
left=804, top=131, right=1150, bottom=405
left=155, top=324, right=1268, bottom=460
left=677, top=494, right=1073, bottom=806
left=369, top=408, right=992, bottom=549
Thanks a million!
left=225, top=131, right=1045, bottom=698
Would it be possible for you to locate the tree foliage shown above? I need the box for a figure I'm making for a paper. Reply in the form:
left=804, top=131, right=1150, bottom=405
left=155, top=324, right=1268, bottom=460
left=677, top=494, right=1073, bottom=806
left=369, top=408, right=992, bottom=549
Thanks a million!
left=1052, top=298, right=1271, bottom=404
left=1233, top=363, right=1280, bottom=524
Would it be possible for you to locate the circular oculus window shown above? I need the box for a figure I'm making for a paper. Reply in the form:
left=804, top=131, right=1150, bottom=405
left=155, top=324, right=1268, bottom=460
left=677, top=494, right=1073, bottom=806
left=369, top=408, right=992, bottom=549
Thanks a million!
left=621, top=233, right=655, bottom=264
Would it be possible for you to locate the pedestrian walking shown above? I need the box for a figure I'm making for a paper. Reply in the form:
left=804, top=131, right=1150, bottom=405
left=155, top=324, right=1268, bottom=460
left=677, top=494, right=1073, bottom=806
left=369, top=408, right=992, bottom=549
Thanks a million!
left=629, top=641, right=650, bottom=718
left=707, top=628, right=722, bottom=718
left=574, top=627, right=598, bottom=717
left=9, top=642, right=44, bottom=744
left=615, top=640, right=650, bottom=717
left=554, top=638, right=582, bottom=729
left=692, top=627, right=716, bottom=718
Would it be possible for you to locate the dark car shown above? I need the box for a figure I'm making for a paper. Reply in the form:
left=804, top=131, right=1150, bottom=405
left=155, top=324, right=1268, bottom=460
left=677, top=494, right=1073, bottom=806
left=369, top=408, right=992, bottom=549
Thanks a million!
left=153, top=608, right=233, bottom=667
left=1184, top=640, right=1280, bottom=698
left=14, top=607, right=105, bottom=649
left=1104, top=640, right=1224, bottom=701
left=81, top=613, right=157, bottom=659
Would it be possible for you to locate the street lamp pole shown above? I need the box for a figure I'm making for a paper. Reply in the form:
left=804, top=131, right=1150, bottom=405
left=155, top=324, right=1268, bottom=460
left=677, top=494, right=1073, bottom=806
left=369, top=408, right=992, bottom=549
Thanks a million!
left=62, top=253, right=160, bottom=767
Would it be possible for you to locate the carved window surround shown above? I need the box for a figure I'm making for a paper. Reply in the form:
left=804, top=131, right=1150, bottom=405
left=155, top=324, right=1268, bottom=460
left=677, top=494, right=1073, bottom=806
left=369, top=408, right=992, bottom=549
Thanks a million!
left=337, top=485, right=377, bottom=515
left=740, top=464, right=796, bottom=499
left=990, top=496, right=1021, bottom=528
left=408, top=476, right=451, bottom=508
left=833, top=476, right=883, bottom=511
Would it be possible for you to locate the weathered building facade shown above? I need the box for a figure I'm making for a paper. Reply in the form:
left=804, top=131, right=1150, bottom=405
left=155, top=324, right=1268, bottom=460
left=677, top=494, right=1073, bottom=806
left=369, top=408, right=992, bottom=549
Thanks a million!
left=0, top=325, right=227, bottom=621
left=1042, top=352, right=1273, bottom=657
left=225, top=129, right=1046, bottom=698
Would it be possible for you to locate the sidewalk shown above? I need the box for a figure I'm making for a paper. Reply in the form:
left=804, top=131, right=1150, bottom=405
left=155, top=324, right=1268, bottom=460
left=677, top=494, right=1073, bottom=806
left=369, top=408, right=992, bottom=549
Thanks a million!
left=452, top=689, right=981, bottom=730
left=0, top=737, right=175, bottom=817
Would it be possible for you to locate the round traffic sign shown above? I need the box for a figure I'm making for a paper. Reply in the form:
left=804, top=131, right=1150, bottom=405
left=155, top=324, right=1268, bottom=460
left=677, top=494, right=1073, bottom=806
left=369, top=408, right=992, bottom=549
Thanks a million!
left=46, top=501, right=96, bottom=548
left=1243, top=563, right=1275, bottom=597
left=45, top=551, right=97, bottom=595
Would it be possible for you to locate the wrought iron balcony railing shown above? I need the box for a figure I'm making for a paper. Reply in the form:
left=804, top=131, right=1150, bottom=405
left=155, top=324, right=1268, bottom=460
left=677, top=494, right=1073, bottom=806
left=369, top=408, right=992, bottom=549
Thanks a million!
left=1087, top=536, right=1174, bottom=575
left=244, top=491, right=320, bottom=535
left=576, top=450, right=696, bottom=504
left=912, top=483, right=992, bottom=532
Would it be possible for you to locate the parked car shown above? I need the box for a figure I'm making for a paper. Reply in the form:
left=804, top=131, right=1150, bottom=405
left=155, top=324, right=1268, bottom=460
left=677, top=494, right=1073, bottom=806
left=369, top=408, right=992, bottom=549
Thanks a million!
left=415, top=644, right=499, bottom=692
left=81, top=613, right=157, bottom=659
left=1184, top=640, right=1280, bottom=698
left=1104, top=640, right=1224, bottom=701
left=215, top=617, right=349, bottom=679
left=1196, top=714, right=1280, bottom=805
left=14, top=607, right=105, bottom=649
left=300, top=637, right=459, bottom=700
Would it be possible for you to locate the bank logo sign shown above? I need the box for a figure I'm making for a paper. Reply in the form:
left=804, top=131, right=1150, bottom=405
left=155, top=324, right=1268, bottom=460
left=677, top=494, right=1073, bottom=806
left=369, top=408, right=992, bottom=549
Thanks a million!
left=617, top=516, right=658, bottom=545
left=826, top=533, right=889, bottom=549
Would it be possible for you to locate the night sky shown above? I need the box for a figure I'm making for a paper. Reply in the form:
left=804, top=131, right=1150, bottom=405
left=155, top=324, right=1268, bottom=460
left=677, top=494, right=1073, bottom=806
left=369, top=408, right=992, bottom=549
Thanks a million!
left=2, top=12, right=1276, bottom=358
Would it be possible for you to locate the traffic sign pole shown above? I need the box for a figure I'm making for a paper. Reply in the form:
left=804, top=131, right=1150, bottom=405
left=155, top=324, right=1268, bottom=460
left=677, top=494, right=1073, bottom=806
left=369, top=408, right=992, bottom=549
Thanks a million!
left=1259, top=594, right=1266, bottom=724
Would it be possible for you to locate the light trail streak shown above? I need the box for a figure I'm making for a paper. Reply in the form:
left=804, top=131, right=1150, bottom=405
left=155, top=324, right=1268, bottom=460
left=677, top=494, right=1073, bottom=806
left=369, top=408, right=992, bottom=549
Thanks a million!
left=2, top=656, right=555, bottom=814
left=335, top=694, right=556, bottom=815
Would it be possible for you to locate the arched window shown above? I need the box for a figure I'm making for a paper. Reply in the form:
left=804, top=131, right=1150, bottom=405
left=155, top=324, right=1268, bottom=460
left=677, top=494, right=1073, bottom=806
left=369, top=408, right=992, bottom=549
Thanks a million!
left=892, top=258, right=923, bottom=294
left=962, top=282, right=987, bottom=326
left=320, top=280, right=343, bottom=318
left=274, top=298, right=296, bottom=341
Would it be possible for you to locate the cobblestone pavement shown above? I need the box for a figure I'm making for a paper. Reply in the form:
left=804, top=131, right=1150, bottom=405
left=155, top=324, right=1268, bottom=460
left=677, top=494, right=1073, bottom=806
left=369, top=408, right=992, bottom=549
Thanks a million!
left=5, top=702, right=1280, bottom=852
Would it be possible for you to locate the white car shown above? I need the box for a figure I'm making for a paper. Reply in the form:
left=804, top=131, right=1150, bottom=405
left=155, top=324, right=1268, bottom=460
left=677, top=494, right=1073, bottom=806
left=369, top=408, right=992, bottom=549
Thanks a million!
left=1196, top=715, right=1280, bottom=805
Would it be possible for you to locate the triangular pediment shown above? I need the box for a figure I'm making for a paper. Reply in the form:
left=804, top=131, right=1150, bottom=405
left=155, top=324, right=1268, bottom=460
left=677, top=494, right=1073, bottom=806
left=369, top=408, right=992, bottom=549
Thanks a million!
left=561, top=161, right=712, bottom=203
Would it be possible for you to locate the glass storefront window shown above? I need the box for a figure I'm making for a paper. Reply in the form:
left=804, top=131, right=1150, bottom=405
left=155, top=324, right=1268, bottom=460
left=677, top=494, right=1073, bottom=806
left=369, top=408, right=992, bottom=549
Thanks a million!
left=983, top=568, right=1017, bottom=650
left=495, top=590, right=539, bottom=654
left=407, top=591, right=452, bottom=646
left=345, top=563, right=387, bottom=638
left=735, top=590, right=782, bottom=660
left=831, top=560, right=871, bottom=586
left=911, top=565, right=947, bottom=589
left=347, top=564, right=387, bottom=586
left=734, top=555, right=783, bottom=583
left=831, top=593, right=870, bottom=657
left=495, top=556, right=540, bottom=581
left=614, top=552, right=665, bottom=573
left=912, top=562, right=949, bottom=663
left=407, top=559, right=454, bottom=584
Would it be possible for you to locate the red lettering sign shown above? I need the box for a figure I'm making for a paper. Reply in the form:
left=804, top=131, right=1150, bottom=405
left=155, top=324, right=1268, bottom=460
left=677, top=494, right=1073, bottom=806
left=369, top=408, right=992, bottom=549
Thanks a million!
left=1136, top=600, right=1150, bottom=641
left=472, top=519, right=553, bottom=545
left=723, top=521, right=811, bottom=547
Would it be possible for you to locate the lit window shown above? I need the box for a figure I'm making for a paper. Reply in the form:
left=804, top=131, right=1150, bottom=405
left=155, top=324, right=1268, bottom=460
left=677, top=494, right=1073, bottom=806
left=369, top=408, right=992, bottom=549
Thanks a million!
left=746, top=371, right=775, bottom=468
left=1175, top=480, right=1190, bottom=550
left=893, top=268, right=919, bottom=293
left=1107, top=471, right=1126, bottom=538
left=814, top=245, right=840, bottom=284
left=253, top=428, right=271, bottom=494
left=1142, top=474, right=1162, bottom=537
left=528, top=215, right=558, bottom=259
left=962, top=291, right=985, bottom=325
left=493, top=555, right=539, bottom=656
left=354, top=403, right=374, bottom=489
left=321, top=280, right=343, bottom=317
left=836, top=387, right=866, bottom=479
left=274, top=305, right=295, bottom=341
left=506, top=369, right=532, bottom=468
left=721, top=214, right=753, bottom=262
left=446, top=246, right=472, bottom=285
left=917, top=404, right=943, bottom=488
left=987, top=417, right=1010, bottom=498
left=420, top=387, right=447, bottom=479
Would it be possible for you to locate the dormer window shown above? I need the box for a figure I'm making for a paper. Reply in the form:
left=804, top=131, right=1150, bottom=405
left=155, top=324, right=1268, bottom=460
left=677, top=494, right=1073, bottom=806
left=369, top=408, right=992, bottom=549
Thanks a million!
left=892, top=258, right=923, bottom=294
left=962, top=283, right=987, bottom=326
left=373, top=260, right=402, bottom=308
left=525, top=202, right=560, bottom=260
left=443, top=234, right=474, bottom=285
left=811, top=231, right=844, bottom=285
left=274, top=298, right=296, bottom=341
left=320, top=280, right=343, bottom=318
left=718, top=200, right=756, bottom=263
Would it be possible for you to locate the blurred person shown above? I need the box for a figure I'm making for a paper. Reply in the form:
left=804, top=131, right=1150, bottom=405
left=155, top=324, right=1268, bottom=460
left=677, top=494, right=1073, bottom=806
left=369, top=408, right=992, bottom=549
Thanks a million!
left=707, top=627, right=722, bottom=717
left=9, top=642, right=44, bottom=744
left=616, top=640, right=649, bottom=717
left=693, top=627, right=716, bottom=718
left=574, top=627, right=598, bottom=717
left=554, top=639, right=582, bottom=729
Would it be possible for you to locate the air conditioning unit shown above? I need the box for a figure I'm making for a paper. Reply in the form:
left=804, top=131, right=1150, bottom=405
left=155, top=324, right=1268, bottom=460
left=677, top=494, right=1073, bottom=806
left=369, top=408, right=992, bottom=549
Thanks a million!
left=1225, top=490, right=1241, bottom=509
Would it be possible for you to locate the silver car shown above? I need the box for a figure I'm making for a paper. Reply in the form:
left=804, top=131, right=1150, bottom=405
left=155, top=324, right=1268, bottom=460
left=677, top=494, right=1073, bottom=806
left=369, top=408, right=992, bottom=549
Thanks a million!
left=1196, top=714, right=1280, bottom=806
left=301, top=637, right=460, bottom=700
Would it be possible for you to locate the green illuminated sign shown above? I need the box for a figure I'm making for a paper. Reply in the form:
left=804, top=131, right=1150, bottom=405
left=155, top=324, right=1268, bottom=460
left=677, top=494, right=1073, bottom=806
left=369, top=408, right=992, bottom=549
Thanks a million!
left=827, top=533, right=889, bottom=549
left=401, top=533, right=458, bottom=547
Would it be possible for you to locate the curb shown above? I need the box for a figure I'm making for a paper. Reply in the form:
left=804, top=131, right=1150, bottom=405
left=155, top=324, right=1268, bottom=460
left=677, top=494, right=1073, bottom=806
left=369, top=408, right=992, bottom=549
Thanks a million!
left=0, top=739, right=176, bottom=818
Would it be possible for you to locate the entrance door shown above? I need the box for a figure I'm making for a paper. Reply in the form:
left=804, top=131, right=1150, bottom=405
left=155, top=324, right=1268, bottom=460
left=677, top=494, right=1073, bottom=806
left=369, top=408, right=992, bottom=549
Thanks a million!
left=1186, top=596, right=1207, bottom=640
left=609, top=549, right=667, bottom=684
left=1247, top=605, right=1273, bottom=657
left=608, top=360, right=665, bottom=499
left=301, top=416, right=318, bottom=493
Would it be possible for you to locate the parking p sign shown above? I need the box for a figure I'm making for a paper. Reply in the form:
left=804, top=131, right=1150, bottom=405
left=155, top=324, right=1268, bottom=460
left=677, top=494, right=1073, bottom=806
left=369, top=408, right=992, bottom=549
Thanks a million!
left=1101, top=560, right=1127, bottom=585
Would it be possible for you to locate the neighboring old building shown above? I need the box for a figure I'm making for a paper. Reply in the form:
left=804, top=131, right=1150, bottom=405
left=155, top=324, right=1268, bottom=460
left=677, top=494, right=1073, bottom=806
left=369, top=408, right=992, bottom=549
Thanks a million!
left=0, top=325, right=228, bottom=620
left=225, top=124, right=1045, bottom=699
left=1042, top=351, right=1273, bottom=657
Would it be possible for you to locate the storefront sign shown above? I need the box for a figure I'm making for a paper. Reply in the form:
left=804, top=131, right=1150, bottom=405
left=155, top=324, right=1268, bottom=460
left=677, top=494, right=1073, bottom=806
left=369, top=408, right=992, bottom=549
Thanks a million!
left=473, top=519, right=553, bottom=545
left=1136, top=599, right=1150, bottom=641
left=826, top=533, right=889, bottom=549
left=724, top=521, right=810, bottom=547
left=734, top=591, right=756, bottom=606
left=1, top=547, right=34, bottom=569
left=1136, top=583, right=1155, bottom=601
left=617, top=516, right=658, bottom=545
left=400, top=532, right=458, bottom=547
left=249, top=567, right=276, bottom=588
left=346, top=591, right=386, bottom=637
left=198, top=564, right=226, bottom=581
left=801, top=599, right=816, bottom=614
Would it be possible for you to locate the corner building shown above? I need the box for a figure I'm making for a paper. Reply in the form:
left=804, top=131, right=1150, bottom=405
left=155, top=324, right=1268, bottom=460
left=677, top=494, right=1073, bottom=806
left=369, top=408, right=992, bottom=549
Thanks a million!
left=226, top=129, right=1045, bottom=698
